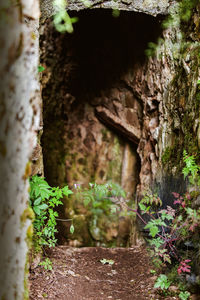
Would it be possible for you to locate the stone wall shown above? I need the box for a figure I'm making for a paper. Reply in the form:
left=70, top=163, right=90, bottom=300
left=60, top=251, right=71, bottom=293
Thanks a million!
left=40, top=0, right=172, bottom=18
left=38, top=1, right=200, bottom=246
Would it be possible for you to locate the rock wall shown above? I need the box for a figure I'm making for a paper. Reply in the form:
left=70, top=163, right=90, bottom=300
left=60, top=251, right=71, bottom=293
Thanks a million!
left=39, top=1, right=200, bottom=246
left=40, top=0, right=172, bottom=18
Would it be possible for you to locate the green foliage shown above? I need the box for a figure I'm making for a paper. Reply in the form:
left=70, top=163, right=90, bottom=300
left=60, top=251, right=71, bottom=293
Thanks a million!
left=182, top=150, right=200, bottom=185
left=53, top=0, right=93, bottom=33
left=138, top=153, right=200, bottom=293
left=74, top=181, right=125, bottom=217
left=53, top=0, right=79, bottom=33
left=73, top=181, right=126, bottom=243
left=179, top=0, right=198, bottom=22
left=39, top=258, right=53, bottom=271
left=145, top=42, right=157, bottom=57
left=29, top=175, right=73, bottom=249
left=38, top=65, right=45, bottom=73
left=144, top=218, right=166, bottom=238
left=112, top=9, right=120, bottom=18
left=139, top=190, right=162, bottom=214
left=154, top=274, right=171, bottom=290
left=179, top=291, right=190, bottom=300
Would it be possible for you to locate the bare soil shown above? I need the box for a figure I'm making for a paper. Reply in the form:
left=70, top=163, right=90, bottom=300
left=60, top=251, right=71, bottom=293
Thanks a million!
left=29, top=246, right=178, bottom=300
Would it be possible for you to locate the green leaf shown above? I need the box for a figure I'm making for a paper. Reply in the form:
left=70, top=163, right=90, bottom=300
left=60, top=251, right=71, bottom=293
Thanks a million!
left=149, top=226, right=159, bottom=237
left=70, top=224, right=74, bottom=234
left=139, top=203, right=146, bottom=211
left=34, top=197, right=42, bottom=206
left=71, top=17, right=79, bottom=24
left=149, top=237, right=164, bottom=248
left=62, top=186, right=73, bottom=196
left=38, top=204, right=48, bottom=210
left=154, top=274, right=171, bottom=290
left=179, top=291, right=190, bottom=300
left=38, top=65, right=45, bottom=72
left=53, top=10, right=74, bottom=33
left=33, top=206, right=41, bottom=215
left=160, top=211, right=173, bottom=221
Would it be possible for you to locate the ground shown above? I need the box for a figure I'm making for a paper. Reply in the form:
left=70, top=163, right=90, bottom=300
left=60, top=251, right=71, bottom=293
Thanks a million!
left=29, top=246, right=180, bottom=300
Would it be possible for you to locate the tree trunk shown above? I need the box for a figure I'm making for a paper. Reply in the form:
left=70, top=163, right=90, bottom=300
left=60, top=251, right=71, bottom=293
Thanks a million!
left=0, top=1, right=40, bottom=299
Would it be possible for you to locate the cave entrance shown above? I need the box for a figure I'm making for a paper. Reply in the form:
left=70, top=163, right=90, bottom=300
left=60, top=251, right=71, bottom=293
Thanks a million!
left=40, top=9, right=162, bottom=246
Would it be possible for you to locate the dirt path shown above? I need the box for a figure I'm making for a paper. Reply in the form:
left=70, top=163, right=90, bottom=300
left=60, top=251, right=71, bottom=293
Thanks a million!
left=29, top=246, right=178, bottom=300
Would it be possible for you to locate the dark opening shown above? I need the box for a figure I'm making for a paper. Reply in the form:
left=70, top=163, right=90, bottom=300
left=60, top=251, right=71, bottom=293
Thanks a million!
left=67, top=10, right=162, bottom=96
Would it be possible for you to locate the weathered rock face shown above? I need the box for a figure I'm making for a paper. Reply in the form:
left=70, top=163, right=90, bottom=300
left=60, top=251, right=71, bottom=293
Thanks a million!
left=41, top=0, right=172, bottom=18
left=39, top=2, right=200, bottom=246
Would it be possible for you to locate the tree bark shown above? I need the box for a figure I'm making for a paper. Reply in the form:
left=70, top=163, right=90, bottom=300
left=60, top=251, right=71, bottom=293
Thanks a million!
left=0, top=1, right=40, bottom=299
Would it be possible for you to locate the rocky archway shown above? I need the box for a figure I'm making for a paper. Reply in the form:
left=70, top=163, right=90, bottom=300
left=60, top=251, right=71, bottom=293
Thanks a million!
left=39, top=9, right=163, bottom=246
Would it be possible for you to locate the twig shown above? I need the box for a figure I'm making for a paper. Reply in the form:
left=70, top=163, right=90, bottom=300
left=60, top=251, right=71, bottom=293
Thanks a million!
left=56, top=218, right=72, bottom=222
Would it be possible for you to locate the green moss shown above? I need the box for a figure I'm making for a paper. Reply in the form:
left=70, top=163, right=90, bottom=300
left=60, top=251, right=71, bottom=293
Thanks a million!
left=161, top=147, right=172, bottom=164
left=25, top=224, right=33, bottom=249
left=182, top=114, right=200, bottom=162
left=107, top=137, right=123, bottom=183
left=20, top=207, right=34, bottom=227
left=101, top=128, right=109, bottom=142
left=23, top=161, right=32, bottom=180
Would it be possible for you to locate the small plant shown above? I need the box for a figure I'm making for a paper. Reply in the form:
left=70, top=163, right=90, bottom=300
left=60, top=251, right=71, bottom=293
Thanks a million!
left=100, top=258, right=114, bottom=265
left=177, top=260, right=191, bottom=275
left=154, top=274, right=171, bottom=290
left=179, top=291, right=190, bottom=300
left=53, top=0, right=79, bottom=33
left=74, top=181, right=125, bottom=213
left=29, top=175, right=73, bottom=249
left=39, top=258, right=53, bottom=271
left=74, top=181, right=125, bottom=221
left=182, top=150, right=200, bottom=186
left=113, top=152, right=200, bottom=294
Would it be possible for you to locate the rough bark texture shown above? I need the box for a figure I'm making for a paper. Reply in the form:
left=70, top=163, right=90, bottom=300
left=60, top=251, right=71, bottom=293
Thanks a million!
left=0, top=1, right=40, bottom=299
